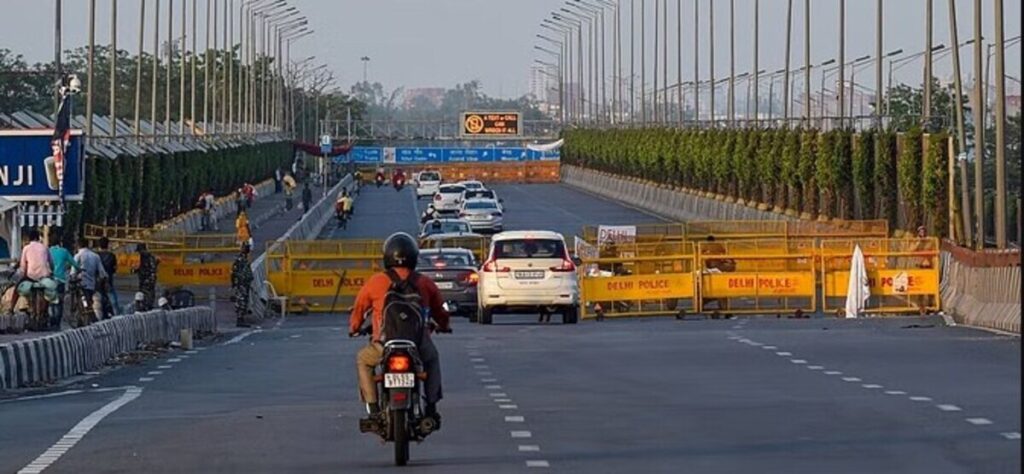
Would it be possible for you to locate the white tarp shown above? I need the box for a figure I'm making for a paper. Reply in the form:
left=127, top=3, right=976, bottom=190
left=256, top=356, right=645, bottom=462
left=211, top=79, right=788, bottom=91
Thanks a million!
left=844, top=245, right=871, bottom=318
left=596, top=225, right=637, bottom=246
left=526, top=139, right=564, bottom=152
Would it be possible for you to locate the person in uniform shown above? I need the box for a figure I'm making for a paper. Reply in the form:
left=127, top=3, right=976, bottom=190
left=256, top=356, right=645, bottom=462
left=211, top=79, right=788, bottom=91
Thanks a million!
left=231, top=243, right=254, bottom=328
left=135, top=243, right=159, bottom=311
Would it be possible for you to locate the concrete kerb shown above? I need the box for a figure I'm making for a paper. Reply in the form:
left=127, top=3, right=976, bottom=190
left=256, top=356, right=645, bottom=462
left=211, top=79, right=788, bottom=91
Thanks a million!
left=0, top=307, right=215, bottom=391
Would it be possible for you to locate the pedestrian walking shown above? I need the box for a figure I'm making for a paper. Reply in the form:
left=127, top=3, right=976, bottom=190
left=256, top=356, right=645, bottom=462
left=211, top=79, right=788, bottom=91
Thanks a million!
left=134, top=243, right=159, bottom=311
left=48, top=235, right=79, bottom=329
left=283, top=172, right=297, bottom=210
left=231, top=243, right=254, bottom=328
left=96, top=237, right=119, bottom=318
left=302, top=182, right=313, bottom=217
left=72, top=238, right=108, bottom=324
left=274, top=167, right=283, bottom=194
left=236, top=210, right=252, bottom=247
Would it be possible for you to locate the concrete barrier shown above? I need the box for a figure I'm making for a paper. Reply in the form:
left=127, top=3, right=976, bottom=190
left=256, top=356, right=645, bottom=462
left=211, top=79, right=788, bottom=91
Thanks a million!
left=561, top=166, right=792, bottom=223
left=940, top=251, right=1021, bottom=334
left=0, top=307, right=216, bottom=390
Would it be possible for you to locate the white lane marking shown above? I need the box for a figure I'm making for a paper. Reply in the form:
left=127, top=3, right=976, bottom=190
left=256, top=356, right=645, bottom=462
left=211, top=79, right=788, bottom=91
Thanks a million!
left=0, top=390, right=84, bottom=404
left=841, top=377, right=862, bottom=382
left=485, top=385, right=502, bottom=390
left=776, top=352, right=793, bottom=356
left=526, top=460, right=550, bottom=468
left=157, top=365, right=173, bottom=369
left=966, top=418, right=993, bottom=425
left=138, top=377, right=154, bottom=382
left=481, top=378, right=498, bottom=383
left=909, top=396, right=933, bottom=402
left=167, top=358, right=182, bottom=363
left=490, top=393, right=508, bottom=398
left=185, top=350, right=199, bottom=354
left=824, top=371, right=842, bottom=375
left=471, top=358, right=485, bottom=362
left=505, top=416, right=525, bottom=422
left=178, top=355, right=190, bottom=359
left=499, top=405, right=519, bottom=409
left=510, top=430, right=532, bottom=438
left=494, top=398, right=513, bottom=403
left=195, top=347, right=207, bottom=351
left=790, top=359, right=807, bottom=364
left=1001, top=432, right=1021, bottom=440
left=474, top=365, right=489, bottom=370
left=806, top=366, right=824, bottom=370
left=18, top=387, right=143, bottom=474
left=936, top=404, right=962, bottom=412
left=478, top=372, right=493, bottom=376
left=289, top=334, right=302, bottom=339
left=224, top=329, right=262, bottom=345
left=862, top=384, right=883, bottom=389
left=747, top=342, right=763, bottom=346
left=147, top=371, right=163, bottom=375
left=884, top=390, right=907, bottom=395
left=762, top=346, right=778, bottom=350
left=519, top=445, right=541, bottom=452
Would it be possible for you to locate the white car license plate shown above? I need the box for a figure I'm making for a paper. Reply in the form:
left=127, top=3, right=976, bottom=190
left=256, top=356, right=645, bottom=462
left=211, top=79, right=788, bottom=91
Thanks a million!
left=515, top=270, right=545, bottom=280
left=384, top=373, right=416, bottom=388
left=436, top=281, right=454, bottom=290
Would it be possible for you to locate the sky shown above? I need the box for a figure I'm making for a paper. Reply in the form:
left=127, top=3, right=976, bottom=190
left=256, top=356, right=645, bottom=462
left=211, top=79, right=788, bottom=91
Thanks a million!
left=0, top=0, right=1019, bottom=99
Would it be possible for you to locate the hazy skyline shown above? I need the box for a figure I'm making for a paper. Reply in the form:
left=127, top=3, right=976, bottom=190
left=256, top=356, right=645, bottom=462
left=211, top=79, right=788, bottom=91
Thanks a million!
left=0, top=0, right=1019, bottom=99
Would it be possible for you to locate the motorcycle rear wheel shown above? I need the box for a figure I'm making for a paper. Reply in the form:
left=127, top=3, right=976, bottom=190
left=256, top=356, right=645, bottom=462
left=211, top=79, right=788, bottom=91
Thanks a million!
left=393, top=410, right=410, bottom=466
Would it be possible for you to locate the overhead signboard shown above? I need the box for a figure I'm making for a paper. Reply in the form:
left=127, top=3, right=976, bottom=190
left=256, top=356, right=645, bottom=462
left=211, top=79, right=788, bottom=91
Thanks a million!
left=0, top=130, right=85, bottom=202
left=337, top=146, right=559, bottom=164
left=461, top=112, right=521, bottom=137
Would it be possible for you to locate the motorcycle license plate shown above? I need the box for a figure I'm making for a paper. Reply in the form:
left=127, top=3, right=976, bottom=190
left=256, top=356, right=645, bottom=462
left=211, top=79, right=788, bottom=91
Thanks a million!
left=436, top=282, right=454, bottom=290
left=384, top=373, right=416, bottom=388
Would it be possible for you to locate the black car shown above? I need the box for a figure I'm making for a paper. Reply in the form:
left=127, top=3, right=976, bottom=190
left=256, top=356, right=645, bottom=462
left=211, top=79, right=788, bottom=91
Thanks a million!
left=417, top=248, right=479, bottom=321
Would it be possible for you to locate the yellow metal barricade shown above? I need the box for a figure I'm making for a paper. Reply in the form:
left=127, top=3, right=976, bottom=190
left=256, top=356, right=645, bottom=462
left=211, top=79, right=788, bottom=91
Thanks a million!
left=579, top=242, right=696, bottom=318
left=697, top=240, right=817, bottom=315
left=266, top=240, right=383, bottom=313
left=686, top=221, right=788, bottom=241
left=581, top=223, right=687, bottom=245
left=820, top=238, right=941, bottom=315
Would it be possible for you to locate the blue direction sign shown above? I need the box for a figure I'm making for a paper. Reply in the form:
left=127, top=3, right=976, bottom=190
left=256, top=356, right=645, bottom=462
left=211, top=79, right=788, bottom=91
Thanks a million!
left=0, top=130, right=85, bottom=202
left=341, top=146, right=560, bottom=164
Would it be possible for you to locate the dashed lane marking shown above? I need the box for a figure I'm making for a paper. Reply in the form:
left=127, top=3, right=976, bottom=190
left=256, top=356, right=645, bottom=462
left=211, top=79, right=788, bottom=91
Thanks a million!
left=965, top=418, right=993, bottom=425
left=167, top=358, right=182, bottom=363
left=494, top=398, right=513, bottom=403
left=841, top=377, right=862, bottom=382
left=909, top=396, right=933, bottom=402
left=806, top=366, right=824, bottom=370
left=761, top=346, right=777, bottom=350
left=936, top=404, right=962, bottom=412
left=510, top=431, right=532, bottom=438
left=499, top=405, right=519, bottom=410
left=526, top=460, right=550, bottom=468
left=790, top=359, right=807, bottom=364
left=518, top=445, right=541, bottom=452
left=1001, top=432, right=1021, bottom=440
left=505, top=416, right=525, bottom=422
left=862, top=384, right=883, bottom=389
left=471, top=358, right=485, bottom=362
left=138, top=377, right=154, bottom=382
left=224, top=329, right=262, bottom=345
left=884, top=390, right=907, bottom=395
left=776, top=352, right=793, bottom=356
left=147, top=371, right=163, bottom=375
left=481, top=378, right=498, bottom=383
left=485, top=385, right=502, bottom=390
left=18, top=387, right=143, bottom=474
left=157, top=365, right=172, bottom=369
left=824, top=371, right=843, bottom=375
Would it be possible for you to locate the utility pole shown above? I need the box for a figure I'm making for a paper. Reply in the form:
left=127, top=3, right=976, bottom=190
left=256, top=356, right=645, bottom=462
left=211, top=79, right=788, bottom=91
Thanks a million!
left=972, top=0, right=984, bottom=247
left=709, top=0, right=715, bottom=125
left=190, top=0, right=197, bottom=134
left=876, top=0, right=883, bottom=127
left=837, top=0, right=845, bottom=127
left=924, top=0, right=933, bottom=126
left=752, top=0, right=759, bottom=124
left=783, top=0, right=792, bottom=122
left=676, top=0, right=682, bottom=123
left=134, top=0, right=146, bottom=138
left=630, top=0, right=635, bottom=123
left=151, top=0, right=160, bottom=139
left=86, top=0, right=95, bottom=138
left=993, top=0, right=1007, bottom=247
left=661, top=0, right=666, bottom=124
left=653, top=0, right=659, bottom=123
left=165, top=0, right=173, bottom=133
left=948, top=0, right=972, bottom=246
left=694, top=0, right=699, bottom=123
left=804, top=0, right=811, bottom=124
left=730, top=0, right=736, bottom=125
left=110, top=0, right=117, bottom=138
left=179, top=0, right=186, bottom=135
left=54, top=0, right=62, bottom=99
left=640, top=0, right=645, bottom=124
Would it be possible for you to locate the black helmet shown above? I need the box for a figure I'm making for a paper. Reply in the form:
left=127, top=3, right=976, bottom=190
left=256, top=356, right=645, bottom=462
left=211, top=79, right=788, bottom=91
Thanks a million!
left=383, top=232, right=419, bottom=269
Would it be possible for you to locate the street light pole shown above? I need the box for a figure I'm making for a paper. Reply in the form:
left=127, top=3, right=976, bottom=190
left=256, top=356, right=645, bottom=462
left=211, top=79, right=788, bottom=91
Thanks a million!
left=710, top=0, right=716, bottom=125
left=134, top=0, right=146, bottom=138
left=924, top=0, right=933, bottom=126
left=152, top=0, right=160, bottom=138
left=948, top=0, right=972, bottom=246
left=783, top=0, right=792, bottom=122
left=837, top=0, right=845, bottom=128
left=694, top=0, right=699, bottom=123
left=972, top=0, right=984, bottom=247
left=730, top=0, right=736, bottom=125
left=875, top=0, right=883, bottom=127
left=86, top=0, right=95, bottom=139
left=110, top=0, right=117, bottom=138
left=804, top=0, right=810, bottom=124
left=993, top=0, right=1007, bottom=247
left=752, top=0, right=759, bottom=124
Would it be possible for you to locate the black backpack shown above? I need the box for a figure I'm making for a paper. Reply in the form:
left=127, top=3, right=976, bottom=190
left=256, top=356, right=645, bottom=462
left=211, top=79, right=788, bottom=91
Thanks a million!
left=381, top=270, right=425, bottom=345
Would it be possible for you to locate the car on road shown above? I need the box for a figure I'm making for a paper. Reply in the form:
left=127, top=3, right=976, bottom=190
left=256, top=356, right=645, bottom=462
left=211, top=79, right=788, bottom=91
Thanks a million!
left=419, top=218, right=474, bottom=240
left=414, top=170, right=442, bottom=200
left=476, top=230, right=579, bottom=325
left=418, top=248, right=480, bottom=321
left=433, top=184, right=466, bottom=214
left=457, top=180, right=486, bottom=192
left=461, top=188, right=503, bottom=211
left=458, top=199, right=504, bottom=233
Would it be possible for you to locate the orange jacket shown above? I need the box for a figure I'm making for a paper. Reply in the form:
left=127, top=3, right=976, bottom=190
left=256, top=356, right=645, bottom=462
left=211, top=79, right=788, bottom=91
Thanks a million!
left=349, top=268, right=450, bottom=342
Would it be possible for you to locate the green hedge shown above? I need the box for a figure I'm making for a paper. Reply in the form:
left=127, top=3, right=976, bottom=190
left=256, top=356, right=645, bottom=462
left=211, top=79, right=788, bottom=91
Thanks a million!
left=64, top=141, right=292, bottom=234
left=564, top=128, right=941, bottom=232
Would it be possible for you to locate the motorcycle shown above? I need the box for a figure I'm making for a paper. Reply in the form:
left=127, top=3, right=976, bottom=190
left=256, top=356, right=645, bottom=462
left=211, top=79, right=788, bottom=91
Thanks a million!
left=393, top=175, right=406, bottom=191
left=357, top=320, right=448, bottom=466
left=375, top=172, right=385, bottom=188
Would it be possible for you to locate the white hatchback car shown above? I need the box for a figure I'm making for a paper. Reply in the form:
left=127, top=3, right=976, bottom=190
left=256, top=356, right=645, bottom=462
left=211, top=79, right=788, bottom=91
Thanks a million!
left=457, top=180, right=486, bottom=192
left=458, top=198, right=504, bottom=233
left=415, top=170, right=442, bottom=200
left=433, top=184, right=466, bottom=214
left=477, top=231, right=580, bottom=325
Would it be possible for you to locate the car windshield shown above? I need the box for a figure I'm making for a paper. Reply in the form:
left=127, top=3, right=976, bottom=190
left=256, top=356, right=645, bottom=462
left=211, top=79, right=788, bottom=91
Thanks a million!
left=420, top=172, right=440, bottom=182
left=465, top=201, right=498, bottom=210
left=465, top=190, right=495, bottom=200
left=493, top=239, right=566, bottom=259
left=422, top=220, right=471, bottom=235
left=439, top=185, right=465, bottom=194
left=461, top=182, right=483, bottom=190
left=418, top=252, right=475, bottom=268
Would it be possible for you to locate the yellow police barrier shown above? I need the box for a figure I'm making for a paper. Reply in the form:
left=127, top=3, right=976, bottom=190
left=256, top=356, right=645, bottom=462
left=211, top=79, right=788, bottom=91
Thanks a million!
left=579, top=242, right=696, bottom=319
left=686, top=219, right=889, bottom=241
left=820, top=238, right=941, bottom=315
left=266, top=240, right=383, bottom=313
left=581, top=223, right=688, bottom=245
left=697, top=240, right=817, bottom=315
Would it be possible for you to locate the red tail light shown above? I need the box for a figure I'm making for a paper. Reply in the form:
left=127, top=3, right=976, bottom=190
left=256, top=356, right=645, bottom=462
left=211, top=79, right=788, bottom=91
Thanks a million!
left=387, top=354, right=412, bottom=372
left=550, top=258, right=576, bottom=272
left=462, top=272, right=480, bottom=285
left=481, top=258, right=509, bottom=273
left=433, top=261, right=447, bottom=268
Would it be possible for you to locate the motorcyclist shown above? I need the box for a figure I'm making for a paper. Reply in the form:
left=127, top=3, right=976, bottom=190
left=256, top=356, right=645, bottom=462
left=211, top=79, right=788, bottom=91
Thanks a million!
left=375, top=166, right=386, bottom=186
left=420, top=203, right=438, bottom=224
left=349, top=233, right=451, bottom=428
left=392, top=168, right=406, bottom=189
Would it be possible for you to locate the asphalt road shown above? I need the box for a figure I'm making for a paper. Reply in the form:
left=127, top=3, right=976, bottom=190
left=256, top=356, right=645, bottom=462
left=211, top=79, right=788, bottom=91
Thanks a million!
left=0, top=183, right=1019, bottom=473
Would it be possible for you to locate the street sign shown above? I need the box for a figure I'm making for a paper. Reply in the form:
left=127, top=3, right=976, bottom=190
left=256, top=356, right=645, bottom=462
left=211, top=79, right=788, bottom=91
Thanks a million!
left=0, top=130, right=85, bottom=202
left=320, top=135, right=332, bottom=155
left=320, top=134, right=331, bottom=146
left=340, top=146, right=560, bottom=164
left=460, top=112, right=521, bottom=137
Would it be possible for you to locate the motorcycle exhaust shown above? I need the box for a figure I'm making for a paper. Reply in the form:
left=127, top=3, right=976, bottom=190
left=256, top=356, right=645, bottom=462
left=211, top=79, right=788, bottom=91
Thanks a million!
left=417, top=416, right=437, bottom=435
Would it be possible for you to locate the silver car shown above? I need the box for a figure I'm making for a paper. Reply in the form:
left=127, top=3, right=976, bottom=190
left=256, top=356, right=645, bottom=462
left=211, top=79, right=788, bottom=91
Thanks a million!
left=458, top=199, right=504, bottom=233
